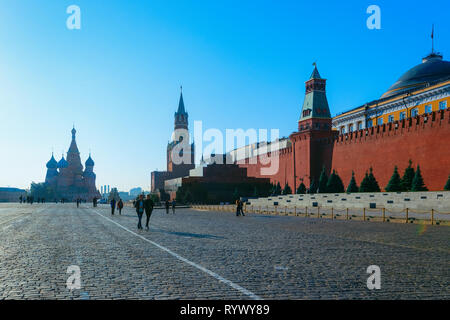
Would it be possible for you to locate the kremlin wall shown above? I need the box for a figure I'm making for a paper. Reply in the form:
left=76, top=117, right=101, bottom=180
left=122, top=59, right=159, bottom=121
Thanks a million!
left=152, top=50, right=450, bottom=198
left=238, top=52, right=450, bottom=192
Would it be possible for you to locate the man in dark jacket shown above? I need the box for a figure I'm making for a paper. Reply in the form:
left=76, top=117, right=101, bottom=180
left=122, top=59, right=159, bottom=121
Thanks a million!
left=165, top=200, right=170, bottom=214
left=144, top=195, right=154, bottom=230
left=110, top=199, right=116, bottom=215
left=134, top=195, right=145, bottom=229
left=117, top=199, right=124, bottom=215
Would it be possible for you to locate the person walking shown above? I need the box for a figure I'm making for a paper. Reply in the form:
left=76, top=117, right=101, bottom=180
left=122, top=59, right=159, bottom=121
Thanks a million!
left=110, top=198, right=116, bottom=215
left=236, top=198, right=241, bottom=216
left=165, top=200, right=170, bottom=214
left=76, top=198, right=80, bottom=208
left=144, top=195, right=154, bottom=230
left=240, top=200, right=245, bottom=216
left=171, top=200, right=176, bottom=214
left=117, top=199, right=124, bottom=215
left=134, top=195, right=145, bottom=230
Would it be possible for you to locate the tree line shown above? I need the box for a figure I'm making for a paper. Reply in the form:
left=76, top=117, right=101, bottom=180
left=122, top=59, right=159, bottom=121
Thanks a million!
left=269, top=160, right=450, bottom=195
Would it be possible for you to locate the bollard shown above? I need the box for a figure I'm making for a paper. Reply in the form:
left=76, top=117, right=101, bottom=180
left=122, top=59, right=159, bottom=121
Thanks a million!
left=331, top=207, right=334, bottom=220
left=363, top=208, right=366, bottom=221
left=294, top=206, right=297, bottom=216
left=306, top=207, right=308, bottom=217
left=285, top=206, right=287, bottom=216
left=259, top=206, right=261, bottom=214
left=346, top=208, right=349, bottom=220
left=317, top=206, right=320, bottom=218
left=382, top=208, right=386, bottom=222
left=275, top=206, right=277, bottom=215
left=431, top=209, right=434, bottom=225
left=405, top=208, right=409, bottom=224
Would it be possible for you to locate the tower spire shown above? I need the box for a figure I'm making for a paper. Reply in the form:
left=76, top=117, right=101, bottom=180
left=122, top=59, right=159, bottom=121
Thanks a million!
left=431, top=24, right=434, bottom=53
left=177, top=86, right=186, bottom=114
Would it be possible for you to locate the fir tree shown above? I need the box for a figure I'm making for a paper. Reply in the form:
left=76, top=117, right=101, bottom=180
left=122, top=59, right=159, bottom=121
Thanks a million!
left=318, top=167, right=328, bottom=193
left=346, top=171, right=359, bottom=193
left=411, top=165, right=428, bottom=191
left=326, top=170, right=345, bottom=193
left=282, top=183, right=292, bottom=195
left=401, top=160, right=415, bottom=191
left=296, top=182, right=306, bottom=194
left=359, top=172, right=370, bottom=192
left=445, top=175, right=450, bottom=191
left=367, top=167, right=381, bottom=192
left=385, top=166, right=403, bottom=192
left=309, top=179, right=318, bottom=194
left=274, top=182, right=282, bottom=196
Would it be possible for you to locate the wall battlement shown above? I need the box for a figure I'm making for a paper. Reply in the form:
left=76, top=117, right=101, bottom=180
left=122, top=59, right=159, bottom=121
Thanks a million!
left=333, top=109, right=450, bottom=145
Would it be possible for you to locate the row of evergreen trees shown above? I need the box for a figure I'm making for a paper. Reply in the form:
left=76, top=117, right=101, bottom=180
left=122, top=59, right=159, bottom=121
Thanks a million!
left=268, top=160, right=450, bottom=195
left=385, top=160, right=427, bottom=192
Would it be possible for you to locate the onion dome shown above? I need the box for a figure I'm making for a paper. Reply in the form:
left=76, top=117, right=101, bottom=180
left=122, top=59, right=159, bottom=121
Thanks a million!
left=382, top=53, right=450, bottom=99
left=46, top=154, right=58, bottom=169
left=85, top=154, right=95, bottom=167
left=58, top=155, right=69, bottom=169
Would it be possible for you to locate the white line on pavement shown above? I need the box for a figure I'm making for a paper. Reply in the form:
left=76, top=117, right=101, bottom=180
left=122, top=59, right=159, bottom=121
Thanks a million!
left=91, top=209, right=262, bottom=300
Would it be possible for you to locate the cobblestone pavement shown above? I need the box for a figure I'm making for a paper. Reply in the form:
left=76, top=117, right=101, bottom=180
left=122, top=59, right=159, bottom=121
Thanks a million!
left=0, top=203, right=448, bottom=300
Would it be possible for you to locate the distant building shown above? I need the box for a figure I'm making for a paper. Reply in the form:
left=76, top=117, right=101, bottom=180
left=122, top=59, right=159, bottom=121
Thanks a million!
left=0, top=187, right=27, bottom=203
left=118, top=191, right=130, bottom=200
left=108, top=188, right=120, bottom=202
left=44, top=127, right=101, bottom=201
left=129, top=187, right=143, bottom=197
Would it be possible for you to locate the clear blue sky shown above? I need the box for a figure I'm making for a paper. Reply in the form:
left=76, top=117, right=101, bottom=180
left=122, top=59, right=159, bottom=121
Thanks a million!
left=0, top=0, right=448, bottom=191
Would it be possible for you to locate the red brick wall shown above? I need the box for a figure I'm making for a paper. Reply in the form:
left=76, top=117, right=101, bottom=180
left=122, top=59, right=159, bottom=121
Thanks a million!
left=239, top=109, right=450, bottom=192
left=331, top=109, right=450, bottom=191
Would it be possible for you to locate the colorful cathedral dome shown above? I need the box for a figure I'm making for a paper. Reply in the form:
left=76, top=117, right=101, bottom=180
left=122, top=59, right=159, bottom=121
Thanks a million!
left=382, top=52, right=450, bottom=99
left=85, top=155, right=95, bottom=167
left=46, top=154, right=58, bottom=169
left=58, top=155, right=69, bottom=169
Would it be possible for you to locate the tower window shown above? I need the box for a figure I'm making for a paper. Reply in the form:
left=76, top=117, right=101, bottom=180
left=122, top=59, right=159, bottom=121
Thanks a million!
left=388, top=115, right=394, bottom=123
left=439, top=101, right=447, bottom=110
left=348, top=124, right=353, bottom=132
left=411, top=108, right=419, bottom=117
left=367, top=120, right=373, bottom=128
left=425, top=104, right=432, bottom=114
left=377, top=118, right=383, bottom=125
left=399, top=112, right=406, bottom=120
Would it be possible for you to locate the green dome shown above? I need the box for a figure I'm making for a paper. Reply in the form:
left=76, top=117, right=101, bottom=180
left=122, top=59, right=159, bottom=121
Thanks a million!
left=382, top=53, right=450, bottom=98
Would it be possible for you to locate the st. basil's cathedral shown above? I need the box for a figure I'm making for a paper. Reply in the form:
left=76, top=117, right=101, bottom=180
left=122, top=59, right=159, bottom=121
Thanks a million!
left=44, top=127, right=101, bottom=201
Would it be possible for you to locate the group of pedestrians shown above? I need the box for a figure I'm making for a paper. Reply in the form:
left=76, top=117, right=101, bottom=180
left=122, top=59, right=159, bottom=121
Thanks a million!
left=165, top=200, right=176, bottom=214
left=19, top=196, right=49, bottom=204
left=134, top=195, right=154, bottom=230
left=110, top=198, right=124, bottom=215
